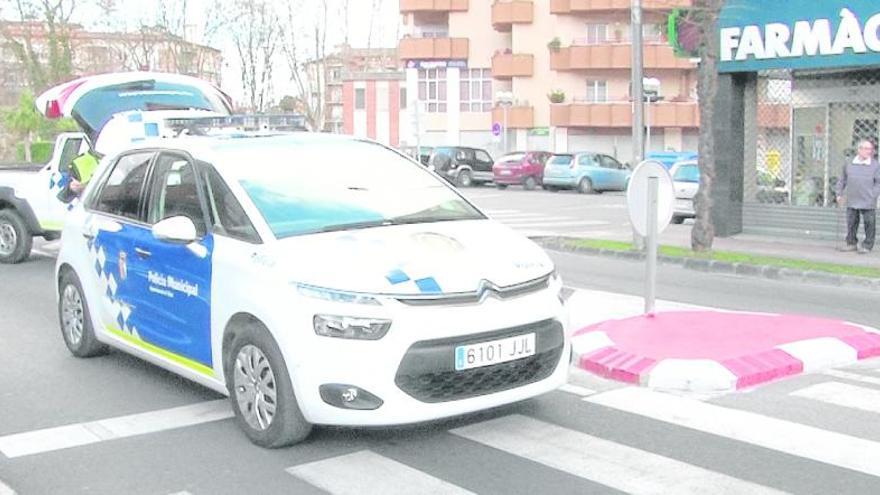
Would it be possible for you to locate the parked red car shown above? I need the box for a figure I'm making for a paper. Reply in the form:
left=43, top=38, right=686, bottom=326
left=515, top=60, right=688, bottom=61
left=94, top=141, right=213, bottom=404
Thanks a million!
left=492, top=151, right=553, bottom=190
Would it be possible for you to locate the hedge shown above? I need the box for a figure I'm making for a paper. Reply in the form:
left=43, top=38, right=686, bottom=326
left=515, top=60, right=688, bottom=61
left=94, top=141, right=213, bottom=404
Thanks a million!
left=15, top=141, right=53, bottom=163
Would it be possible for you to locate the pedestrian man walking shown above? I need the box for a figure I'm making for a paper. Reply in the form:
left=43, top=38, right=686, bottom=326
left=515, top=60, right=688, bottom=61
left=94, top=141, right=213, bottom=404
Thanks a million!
left=837, top=140, right=880, bottom=254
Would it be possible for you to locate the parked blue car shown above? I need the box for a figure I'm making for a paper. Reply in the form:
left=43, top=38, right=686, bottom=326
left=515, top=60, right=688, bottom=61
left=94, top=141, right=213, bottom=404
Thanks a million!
left=542, top=152, right=632, bottom=193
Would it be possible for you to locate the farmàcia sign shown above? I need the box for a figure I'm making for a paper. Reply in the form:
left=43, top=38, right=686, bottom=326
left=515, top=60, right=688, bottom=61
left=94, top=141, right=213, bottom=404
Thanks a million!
left=718, top=0, right=880, bottom=73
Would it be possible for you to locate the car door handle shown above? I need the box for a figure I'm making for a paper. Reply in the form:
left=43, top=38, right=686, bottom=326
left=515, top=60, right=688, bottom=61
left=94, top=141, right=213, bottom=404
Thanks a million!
left=134, top=247, right=152, bottom=259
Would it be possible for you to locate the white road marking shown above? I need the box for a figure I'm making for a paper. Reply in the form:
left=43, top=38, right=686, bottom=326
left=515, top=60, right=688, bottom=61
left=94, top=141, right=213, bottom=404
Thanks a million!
left=451, top=415, right=785, bottom=495
left=557, top=384, right=597, bottom=397
left=587, top=387, right=880, bottom=478
left=0, top=479, right=16, bottom=495
left=822, top=369, right=880, bottom=387
left=287, top=450, right=474, bottom=495
left=791, top=381, right=880, bottom=414
left=776, top=338, right=857, bottom=372
left=0, top=400, right=232, bottom=458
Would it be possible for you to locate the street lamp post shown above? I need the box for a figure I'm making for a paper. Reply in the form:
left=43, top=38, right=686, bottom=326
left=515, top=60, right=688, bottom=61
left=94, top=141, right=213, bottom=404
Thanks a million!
left=496, top=91, right=514, bottom=155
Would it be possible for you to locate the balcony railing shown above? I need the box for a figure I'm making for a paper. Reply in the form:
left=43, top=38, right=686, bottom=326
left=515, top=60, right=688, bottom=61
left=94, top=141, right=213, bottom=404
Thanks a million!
left=550, top=101, right=699, bottom=128
left=400, top=0, right=469, bottom=13
left=399, top=37, right=469, bottom=60
left=550, top=0, right=692, bottom=14
left=492, top=105, right=535, bottom=129
left=492, top=1, right=534, bottom=31
left=492, top=53, right=534, bottom=78
left=550, top=42, right=695, bottom=70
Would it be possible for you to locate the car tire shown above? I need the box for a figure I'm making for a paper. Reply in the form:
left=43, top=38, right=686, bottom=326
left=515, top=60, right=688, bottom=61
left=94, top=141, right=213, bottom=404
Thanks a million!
left=577, top=178, right=594, bottom=194
left=496, top=183, right=508, bottom=190
left=0, top=209, right=33, bottom=264
left=456, top=170, right=473, bottom=188
left=523, top=176, right=538, bottom=191
left=226, top=323, right=312, bottom=448
left=58, top=269, right=108, bottom=358
left=671, top=216, right=686, bottom=225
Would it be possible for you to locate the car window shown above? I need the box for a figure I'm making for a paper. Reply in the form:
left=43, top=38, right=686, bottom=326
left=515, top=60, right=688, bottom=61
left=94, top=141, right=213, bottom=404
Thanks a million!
left=58, top=137, right=84, bottom=173
left=600, top=155, right=622, bottom=169
left=146, top=153, right=208, bottom=236
left=231, top=140, right=484, bottom=238
left=673, top=164, right=700, bottom=183
left=475, top=150, right=492, bottom=163
left=500, top=153, right=526, bottom=163
left=456, top=150, right=468, bottom=161
left=90, top=152, right=153, bottom=221
left=200, top=165, right=261, bottom=244
left=550, top=155, right=573, bottom=166
left=577, top=154, right=599, bottom=167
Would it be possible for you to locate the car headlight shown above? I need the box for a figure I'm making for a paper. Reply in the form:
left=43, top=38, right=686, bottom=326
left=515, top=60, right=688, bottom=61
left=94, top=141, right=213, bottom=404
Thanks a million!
left=313, top=315, right=392, bottom=340
left=295, top=283, right=380, bottom=306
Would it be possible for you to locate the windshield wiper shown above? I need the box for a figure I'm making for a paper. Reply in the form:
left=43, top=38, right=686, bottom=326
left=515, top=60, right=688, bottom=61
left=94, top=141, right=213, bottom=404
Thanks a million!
left=317, top=219, right=394, bottom=233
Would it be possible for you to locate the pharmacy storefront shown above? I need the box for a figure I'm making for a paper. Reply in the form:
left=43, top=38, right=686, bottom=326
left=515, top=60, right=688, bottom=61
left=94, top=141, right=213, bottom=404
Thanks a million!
left=715, top=0, right=880, bottom=239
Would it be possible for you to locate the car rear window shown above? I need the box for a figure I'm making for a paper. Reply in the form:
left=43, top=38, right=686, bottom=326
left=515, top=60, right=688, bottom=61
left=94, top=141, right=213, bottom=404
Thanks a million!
left=499, top=153, right=526, bottom=162
left=549, top=155, right=573, bottom=165
left=674, top=164, right=700, bottom=183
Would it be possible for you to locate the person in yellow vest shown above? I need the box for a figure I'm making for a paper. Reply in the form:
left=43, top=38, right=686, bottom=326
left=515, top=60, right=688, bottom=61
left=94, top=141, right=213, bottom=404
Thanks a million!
left=68, top=151, right=99, bottom=196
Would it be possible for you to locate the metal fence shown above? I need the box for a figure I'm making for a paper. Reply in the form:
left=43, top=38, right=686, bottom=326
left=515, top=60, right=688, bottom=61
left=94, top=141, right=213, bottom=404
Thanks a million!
left=742, top=69, right=880, bottom=239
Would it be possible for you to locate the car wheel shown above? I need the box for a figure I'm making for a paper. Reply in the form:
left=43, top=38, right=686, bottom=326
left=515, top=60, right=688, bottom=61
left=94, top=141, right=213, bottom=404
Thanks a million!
left=523, top=176, right=538, bottom=191
left=456, top=170, right=473, bottom=188
left=671, top=216, right=686, bottom=225
left=496, top=183, right=508, bottom=190
left=226, top=323, right=312, bottom=448
left=577, top=178, right=594, bottom=194
left=0, top=209, right=33, bottom=264
left=58, top=269, right=108, bottom=358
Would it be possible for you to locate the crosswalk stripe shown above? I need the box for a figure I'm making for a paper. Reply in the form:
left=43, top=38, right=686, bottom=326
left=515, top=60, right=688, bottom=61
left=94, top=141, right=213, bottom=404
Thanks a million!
left=286, top=450, right=474, bottom=495
left=0, top=400, right=232, bottom=458
left=587, top=387, right=880, bottom=478
left=822, top=369, right=880, bottom=387
left=451, top=415, right=784, bottom=494
left=791, top=381, right=880, bottom=414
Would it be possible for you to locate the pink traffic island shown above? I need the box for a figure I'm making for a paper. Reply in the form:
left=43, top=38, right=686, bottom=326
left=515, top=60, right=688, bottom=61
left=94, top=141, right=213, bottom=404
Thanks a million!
left=571, top=311, right=880, bottom=393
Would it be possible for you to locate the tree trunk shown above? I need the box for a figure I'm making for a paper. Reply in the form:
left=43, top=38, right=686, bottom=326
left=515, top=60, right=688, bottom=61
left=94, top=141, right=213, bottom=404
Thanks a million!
left=691, top=1, right=722, bottom=252
left=24, top=131, right=32, bottom=163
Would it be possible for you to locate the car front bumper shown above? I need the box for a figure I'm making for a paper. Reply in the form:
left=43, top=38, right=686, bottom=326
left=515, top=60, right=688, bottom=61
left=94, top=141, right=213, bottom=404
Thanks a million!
left=287, top=285, right=570, bottom=426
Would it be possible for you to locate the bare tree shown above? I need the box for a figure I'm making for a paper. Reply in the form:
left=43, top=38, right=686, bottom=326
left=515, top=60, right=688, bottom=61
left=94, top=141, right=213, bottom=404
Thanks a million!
left=0, top=0, right=77, bottom=92
left=279, top=0, right=330, bottom=130
left=229, top=0, right=280, bottom=112
left=686, top=0, right=724, bottom=252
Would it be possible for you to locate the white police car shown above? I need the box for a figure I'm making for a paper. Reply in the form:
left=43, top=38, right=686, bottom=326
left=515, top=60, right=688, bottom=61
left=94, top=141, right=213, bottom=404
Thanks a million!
left=51, top=75, right=570, bottom=448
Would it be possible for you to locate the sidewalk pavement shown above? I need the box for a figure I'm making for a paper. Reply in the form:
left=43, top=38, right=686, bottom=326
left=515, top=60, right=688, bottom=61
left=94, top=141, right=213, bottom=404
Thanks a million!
left=566, top=289, right=880, bottom=394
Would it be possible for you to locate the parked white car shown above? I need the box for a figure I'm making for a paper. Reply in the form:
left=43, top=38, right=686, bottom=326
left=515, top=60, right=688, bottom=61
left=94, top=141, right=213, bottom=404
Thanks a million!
left=50, top=73, right=570, bottom=448
left=670, top=160, right=700, bottom=224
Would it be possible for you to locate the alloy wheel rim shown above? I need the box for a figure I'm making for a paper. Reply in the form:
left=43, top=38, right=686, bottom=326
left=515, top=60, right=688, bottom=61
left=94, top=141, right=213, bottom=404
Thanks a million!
left=0, top=223, right=16, bottom=256
left=61, top=284, right=84, bottom=346
left=233, top=344, right=278, bottom=431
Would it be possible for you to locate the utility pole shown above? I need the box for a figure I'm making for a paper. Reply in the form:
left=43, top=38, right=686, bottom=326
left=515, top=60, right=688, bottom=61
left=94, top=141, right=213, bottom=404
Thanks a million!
left=631, top=0, right=646, bottom=250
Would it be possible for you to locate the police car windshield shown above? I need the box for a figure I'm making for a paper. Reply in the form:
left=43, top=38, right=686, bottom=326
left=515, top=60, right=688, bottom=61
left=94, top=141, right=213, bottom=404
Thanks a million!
left=234, top=140, right=485, bottom=238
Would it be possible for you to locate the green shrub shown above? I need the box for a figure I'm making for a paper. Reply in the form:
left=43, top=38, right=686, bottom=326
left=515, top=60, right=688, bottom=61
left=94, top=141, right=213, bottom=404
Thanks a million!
left=15, top=141, right=54, bottom=163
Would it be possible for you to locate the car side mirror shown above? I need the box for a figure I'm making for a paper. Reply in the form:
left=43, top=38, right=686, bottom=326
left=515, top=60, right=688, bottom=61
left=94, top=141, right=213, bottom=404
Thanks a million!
left=153, top=216, right=198, bottom=244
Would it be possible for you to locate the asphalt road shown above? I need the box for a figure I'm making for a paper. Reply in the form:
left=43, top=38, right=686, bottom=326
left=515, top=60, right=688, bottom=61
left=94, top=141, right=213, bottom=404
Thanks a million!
left=1, top=232, right=879, bottom=493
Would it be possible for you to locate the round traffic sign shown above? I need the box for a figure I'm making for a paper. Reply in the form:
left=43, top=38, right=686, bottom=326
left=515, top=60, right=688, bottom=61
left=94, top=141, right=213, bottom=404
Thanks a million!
left=626, top=160, right=676, bottom=237
left=491, top=122, right=502, bottom=136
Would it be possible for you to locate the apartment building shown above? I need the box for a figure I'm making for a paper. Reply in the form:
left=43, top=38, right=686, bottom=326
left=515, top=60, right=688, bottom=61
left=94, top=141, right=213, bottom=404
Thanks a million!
left=0, top=22, right=222, bottom=107
left=398, top=0, right=697, bottom=162
left=323, top=45, right=399, bottom=133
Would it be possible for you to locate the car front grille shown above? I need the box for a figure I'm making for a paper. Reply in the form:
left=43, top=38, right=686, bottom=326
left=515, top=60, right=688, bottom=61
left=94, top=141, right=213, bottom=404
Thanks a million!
left=395, top=319, right=564, bottom=403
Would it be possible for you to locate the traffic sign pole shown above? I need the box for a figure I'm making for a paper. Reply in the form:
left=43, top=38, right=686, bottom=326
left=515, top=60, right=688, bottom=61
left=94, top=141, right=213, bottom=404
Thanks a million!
left=645, top=175, right=659, bottom=315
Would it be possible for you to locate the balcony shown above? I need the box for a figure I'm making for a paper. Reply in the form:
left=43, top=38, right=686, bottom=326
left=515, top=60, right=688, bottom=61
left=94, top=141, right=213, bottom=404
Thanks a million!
left=492, top=53, right=534, bottom=78
left=550, top=42, right=694, bottom=70
left=550, top=101, right=699, bottom=128
left=492, top=105, right=535, bottom=129
left=399, top=37, right=469, bottom=60
left=550, top=0, right=691, bottom=14
left=400, top=0, right=469, bottom=13
left=492, top=1, right=534, bottom=31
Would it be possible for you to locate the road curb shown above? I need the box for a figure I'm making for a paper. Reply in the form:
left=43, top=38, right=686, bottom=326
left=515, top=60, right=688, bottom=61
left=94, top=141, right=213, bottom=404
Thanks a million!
left=571, top=314, right=880, bottom=393
left=532, top=236, right=880, bottom=292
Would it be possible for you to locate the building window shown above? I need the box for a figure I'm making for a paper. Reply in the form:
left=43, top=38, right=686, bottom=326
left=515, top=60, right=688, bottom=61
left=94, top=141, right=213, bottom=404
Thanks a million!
left=418, top=69, right=447, bottom=113
left=586, top=80, right=608, bottom=103
left=400, top=87, right=407, bottom=109
left=355, top=88, right=366, bottom=110
left=584, top=24, right=608, bottom=45
left=460, top=68, right=492, bottom=112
